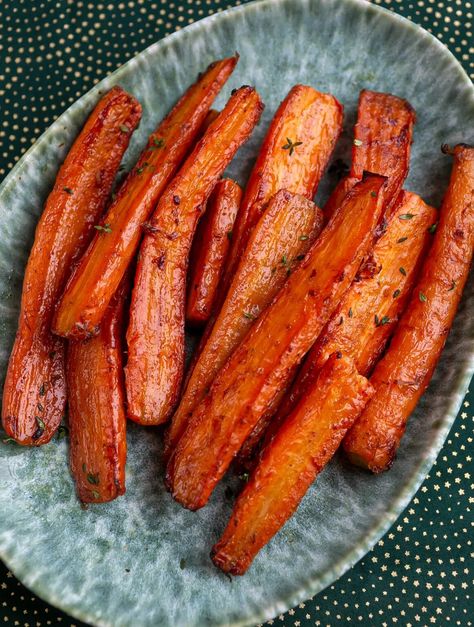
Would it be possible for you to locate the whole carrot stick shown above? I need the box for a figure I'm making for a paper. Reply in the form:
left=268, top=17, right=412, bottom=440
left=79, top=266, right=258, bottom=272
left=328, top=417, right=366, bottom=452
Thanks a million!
left=53, top=56, right=238, bottom=340
left=125, top=86, right=264, bottom=426
left=186, top=179, right=242, bottom=326
left=218, top=85, right=343, bottom=301
left=166, top=190, right=324, bottom=456
left=166, top=175, right=386, bottom=510
left=67, top=276, right=129, bottom=503
left=2, top=87, right=141, bottom=445
left=343, top=144, right=474, bottom=472
left=211, top=354, right=373, bottom=575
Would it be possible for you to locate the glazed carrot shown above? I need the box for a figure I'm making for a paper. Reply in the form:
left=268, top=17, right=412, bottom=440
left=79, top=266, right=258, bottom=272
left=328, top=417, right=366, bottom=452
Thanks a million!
left=211, top=354, right=373, bottom=575
left=53, top=56, right=238, bottom=340
left=166, top=190, right=324, bottom=455
left=186, top=179, right=242, bottom=325
left=67, top=276, right=129, bottom=503
left=125, top=86, right=264, bottom=425
left=1, top=87, right=141, bottom=445
left=276, top=190, right=437, bottom=425
left=219, top=84, right=343, bottom=298
left=343, top=144, right=474, bottom=473
left=325, top=90, right=415, bottom=219
left=166, top=175, right=386, bottom=509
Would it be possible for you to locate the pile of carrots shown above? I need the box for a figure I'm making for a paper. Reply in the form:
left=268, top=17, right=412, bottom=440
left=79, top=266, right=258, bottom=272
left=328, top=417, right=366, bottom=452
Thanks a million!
left=2, top=54, right=473, bottom=575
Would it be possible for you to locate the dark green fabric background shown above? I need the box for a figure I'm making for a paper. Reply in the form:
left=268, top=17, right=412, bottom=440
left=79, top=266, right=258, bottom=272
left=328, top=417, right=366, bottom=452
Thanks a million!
left=0, top=1, right=472, bottom=625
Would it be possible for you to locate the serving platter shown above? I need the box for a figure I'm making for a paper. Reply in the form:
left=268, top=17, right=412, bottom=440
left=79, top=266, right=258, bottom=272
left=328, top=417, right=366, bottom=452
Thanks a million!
left=0, top=0, right=473, bottom=625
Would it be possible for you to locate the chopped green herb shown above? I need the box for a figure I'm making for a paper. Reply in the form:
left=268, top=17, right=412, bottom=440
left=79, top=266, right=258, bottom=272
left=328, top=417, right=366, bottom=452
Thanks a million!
left=374, top=314, right=380, bottom=326
left=226, top=230, right=233, bottom=241
left=282, top=137, right=303, bottom=156
left=448, top=280, right=456, bottom=291
left=179, top=558, right=186, bottom=570
left=393, top=289, right=401, bottom=299
left=397, top=237, right=408, bottom=244
left=37, top=403, right=44, bottom=412
left=348, top=308, right=353, bottom=318
left=295, top=254, right=305, bottom=261
left=119, top=124, right=130, bottom=133
left=428, top=222, right=438, bottom=234
left=370, top=191, right=377, bottom=198
left=94, top=223, right=112, bottom=234
left=399, top=267, right=407, bottom=276
left=399, top=213, right=416, bottom=220
left=82, top=463, right=87, bottom=473
left=2, top=437, right=17, bottom=445
left=91, top=490, right=100, bottom=500
left=299, top=234, right=309, bottom=241
left=39, top=383, right=46, bottom=396
left=57, top=425, right=68, bottom=440
left=338, top=316, right=344, bottom=326
left=87, top=472, right=100, bottom=486
left=353, top=139, right=363, bottom=147
left=63, top=187, right=74, bottom=195
left=239, top=472, right=250, bottom=482
left=151, top=137, right=165, bottom=149
left=243, top=311, right=255, bottom=320
left=419, top=291, right=427, bottom=302
left=379, top=316, right=390, bottom=326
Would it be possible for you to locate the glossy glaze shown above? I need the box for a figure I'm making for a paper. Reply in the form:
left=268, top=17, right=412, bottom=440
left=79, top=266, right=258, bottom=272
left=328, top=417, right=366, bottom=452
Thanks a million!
left=211, top=355, right=372, bottom=576
left=53, top=56, right=237, bottom=340
left=186, top=178, right=242, bottom=325
left=67, top=277, right=129, bottom=503
left=125, top=86, right=264, bottom=425
left=325, top=90, right=415, bottom=219
left=166, top=176, right=385, bottom=510
left=220, top=84, right=343, bottom=298
left=166, top=189, right=324, bottom=455
left=1, top=87, right=141, bottom=445
left=344, top=145, right=474, bottom=472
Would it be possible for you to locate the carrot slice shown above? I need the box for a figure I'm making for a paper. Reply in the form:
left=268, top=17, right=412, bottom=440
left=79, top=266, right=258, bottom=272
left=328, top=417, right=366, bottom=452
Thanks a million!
left=67, top=276, right=129, bottom=503
left=325, top=90, right=415, bottom=219
left=211, top=354, right=373, bottom=575
left=166, top=175, right=386, bottom=510
left=186, top=179, right=242, bottom=325
left=2, top=87, right=141, bottom=445
left=53, top=56, right=238, bottom=340
left=165, top=190, right=324, bottom=456
left=343, top=144, right=474, bottom=473
left=125, top=86, right=264, bottom=425
left=219, top=85, right=343, bottom=299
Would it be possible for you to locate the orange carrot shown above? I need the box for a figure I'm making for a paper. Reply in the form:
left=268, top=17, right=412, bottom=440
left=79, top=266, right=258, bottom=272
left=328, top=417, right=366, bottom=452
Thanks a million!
left=186, top=179, right=242, bottom=325
left=325, top=90, right=415, bottom=219
left=67, top=276, right=129, bottom=503
left=166, top=190, right=324, bottom=456
left=2, top=87, right=141, bottom=445
left=125, top=86, right=264, bottom=426
left=343, top=144, right=474, bottom=472
left=166, top=175, right=386, bottom=510
left=53, top=56, right=238, bottom=340
left=211, top=354, right=373, bottom=575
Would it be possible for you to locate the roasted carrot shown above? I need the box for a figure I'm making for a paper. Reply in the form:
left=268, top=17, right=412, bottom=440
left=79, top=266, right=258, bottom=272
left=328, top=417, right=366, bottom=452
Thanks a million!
left=186, top=179, right=242, bottom=325
left=2, top=87, right=141, bottom=445
left=219, top=84, right=343, bottom=299
left=211, top=354, right=373, bottom=575
left=53, top=56, right=238, bottom=340
left=276, top=190, right=437, bottom=426
left=343, top=144, right=474, bottom=473
left=166, top=175, right=386, bottom=509
left=67, top=276, right=129, bottom=503
left=325, top=90, right=415, bottom=219
left=125, top=86, right=264, bottom=426
left=166, top=190, right=324, bottom=455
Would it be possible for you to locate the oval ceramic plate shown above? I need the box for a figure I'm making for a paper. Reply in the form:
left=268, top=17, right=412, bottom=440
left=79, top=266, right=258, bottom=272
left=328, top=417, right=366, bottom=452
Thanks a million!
left=0, top=0, right=473, bottom=625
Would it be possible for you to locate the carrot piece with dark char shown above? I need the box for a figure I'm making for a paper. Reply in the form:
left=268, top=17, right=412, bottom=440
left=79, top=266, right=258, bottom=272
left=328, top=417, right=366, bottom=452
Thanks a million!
left=343, top=144, right=474, bottom=472
left=125, top=86, right=264, bottom=426
left=186, top=178, right=242, bottom=326
left=53, top=56, right=238, bottom=340
left=211, top=354, right=374, bottom=575
left=2, top=86, right=141, bottom=445
left=67, top=275, right=130, bottom=503
left=165, top=175, right=386, bottom=510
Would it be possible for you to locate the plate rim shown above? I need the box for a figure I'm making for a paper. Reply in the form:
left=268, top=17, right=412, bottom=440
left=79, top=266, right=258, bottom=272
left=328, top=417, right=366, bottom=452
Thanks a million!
left=0, top=0, right=473, bottom=625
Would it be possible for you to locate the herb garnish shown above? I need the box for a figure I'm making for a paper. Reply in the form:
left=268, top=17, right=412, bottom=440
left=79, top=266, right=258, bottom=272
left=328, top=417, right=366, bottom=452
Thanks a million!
left=94, top=223, right=112, bottom=234
left=393, top=289, right=401, bottom=299
left=239, top=472, right=250, bottom=482
left=399, top=267, right=407, bottom=276
left=282, top=137, right=303, bottom=156
left=370, top=191, right=377, bottom=198
left=419, top=291, right=427, bottom=302
left=399, top=213, right=416, bottom=220
left=397, top=237, right=408, bottom=244
left=63, top=187, right=74, bottom=195
left=57, top=425, right=68, bottom=440
left=91, top=490, right=100, bottom=500
left=299, top=234, right=309, bottom=241
left=338, top=316, right=344, bottom=326
left=448, top=280, right=456, bottom=291
left=353, top=139, right=363, bottom=147
left=39, top=383, right=46, bottom=396
left=150, top=137, right=165, bottom=149
left=226, top=230, right=233, bottom=241
left=243, top=312, right=255, bottom=320
left=87, top=472, right=100, bottom=486
left=428, top=223, right=438, bottom=234
left=348, top=308, right=353, bottom=318
left=119, top=124, right=130, bottom=133
left=180, top=558, right=186, bottom=570
left=35, top=416, right=45, bottom=430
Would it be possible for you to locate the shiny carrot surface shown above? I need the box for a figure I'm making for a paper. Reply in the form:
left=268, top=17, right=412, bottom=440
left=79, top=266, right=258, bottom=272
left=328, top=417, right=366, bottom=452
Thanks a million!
left=219, top=84, right=343, bottom=298
left=125, top=86, right=264, bottom=426
left=278, top=191, right=437, bottom=424
left=325, top=90, right=415, bottom=219
left=53, top=56, right=237, bottom=340
left=2, top=87, right=141, bottom=445
left=343, top=144, right=474, bottom=472
left=166, top=190, right=324, bottom=456
left=67, top=277, right=129, bottom=503
left=211, top=354, right=373, bottom=575
left=186, top=179, right=242, bottom=325
left=166, top=175, right=386, bottom=510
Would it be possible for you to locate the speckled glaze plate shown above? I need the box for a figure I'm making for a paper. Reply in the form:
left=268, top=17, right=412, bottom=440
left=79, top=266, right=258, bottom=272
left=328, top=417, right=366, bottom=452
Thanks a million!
left=0, top=0, right=473, bottom=625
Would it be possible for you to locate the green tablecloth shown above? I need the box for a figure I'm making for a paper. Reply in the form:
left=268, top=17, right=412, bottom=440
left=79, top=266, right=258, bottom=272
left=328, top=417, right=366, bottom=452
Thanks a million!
left=0, top=1, right=472, bottom=625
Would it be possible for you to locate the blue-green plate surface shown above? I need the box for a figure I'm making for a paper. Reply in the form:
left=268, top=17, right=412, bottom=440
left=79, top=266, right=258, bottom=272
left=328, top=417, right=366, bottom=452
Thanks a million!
left=0, top=0, right=473, bottom=625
